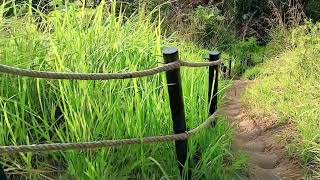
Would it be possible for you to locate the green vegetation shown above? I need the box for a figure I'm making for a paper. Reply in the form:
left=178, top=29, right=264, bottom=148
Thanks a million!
left=306, top=0, right=320, bottom=21
left=2, top=0, right=320, bottom=179
left=243, top=22, right=320, bottom=178
left=228, top=38, right=265, bottom=75
left=0, top=1, right=246, bottom=179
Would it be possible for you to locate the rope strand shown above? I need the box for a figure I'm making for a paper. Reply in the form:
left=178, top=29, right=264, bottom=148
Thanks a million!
left=0, top=60, right=221, bottom=80
left=0, top=113, right=216, bottom=154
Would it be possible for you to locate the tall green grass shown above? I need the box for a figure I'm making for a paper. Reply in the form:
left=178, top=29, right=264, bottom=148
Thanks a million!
left=243, top=22, right=320, bottom=178
left=0, top=1, right=245, bottom=179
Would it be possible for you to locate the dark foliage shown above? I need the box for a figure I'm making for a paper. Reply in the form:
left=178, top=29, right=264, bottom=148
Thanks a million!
left=305, top=0, right=320, bottom=21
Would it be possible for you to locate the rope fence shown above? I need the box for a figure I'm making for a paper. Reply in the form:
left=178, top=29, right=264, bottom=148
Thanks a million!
left=0, top=47, right=223, bottom=178
left=0, top=60, right=221, bottom=80
left=0, top=113, right=217, bottom=154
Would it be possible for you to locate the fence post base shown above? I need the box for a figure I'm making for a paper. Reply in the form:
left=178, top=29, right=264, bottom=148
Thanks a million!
left=0, top=162, right=7, bottom=180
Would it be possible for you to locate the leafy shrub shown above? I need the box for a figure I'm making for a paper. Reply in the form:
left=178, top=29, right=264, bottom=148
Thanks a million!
left=244, top=66, right=262, bottom=80
left=306, top=0, right=320, bottom=21
left=264, top=27, right=292, bottom=57
left=231, top=0, right=305, bottom=42
left=228, top=38, right=265, bottom=75
left=189, top=5, right=236, bottom=49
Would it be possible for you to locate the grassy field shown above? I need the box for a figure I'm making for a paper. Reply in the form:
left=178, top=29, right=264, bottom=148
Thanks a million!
left=243, top=22, right=320, bottom=178
left=0, top=1, right=246, bottom=179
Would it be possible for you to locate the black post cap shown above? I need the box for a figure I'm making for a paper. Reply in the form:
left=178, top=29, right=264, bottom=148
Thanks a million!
left=163, top=47, right=178, bottom=55
left=209, top=51, right=220, bottom=61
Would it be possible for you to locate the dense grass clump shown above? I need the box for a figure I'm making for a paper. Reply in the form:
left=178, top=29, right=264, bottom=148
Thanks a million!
left=243, top=22, right=320, bottom=178
left=0, top=1, right=245, bottom=179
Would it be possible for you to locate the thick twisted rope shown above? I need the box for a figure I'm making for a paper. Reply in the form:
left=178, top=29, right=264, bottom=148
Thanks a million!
left=0, top=113, right=217, bottom=154
left=0, top=61, right=180, bottom=80
left=180, top=61, right=220, bottom=67
left=0, top=60, right=221, bottom=80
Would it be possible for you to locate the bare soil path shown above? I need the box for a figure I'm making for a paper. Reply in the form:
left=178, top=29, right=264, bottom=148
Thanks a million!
left=220, top=80, right=303, bottom=180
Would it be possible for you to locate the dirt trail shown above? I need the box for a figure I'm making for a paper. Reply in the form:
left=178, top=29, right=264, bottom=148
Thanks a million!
left=220, top=80, right=303, bottom=180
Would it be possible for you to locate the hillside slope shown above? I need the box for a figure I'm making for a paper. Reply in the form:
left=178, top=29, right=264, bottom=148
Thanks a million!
left=243, top=22, right=320, bottom=178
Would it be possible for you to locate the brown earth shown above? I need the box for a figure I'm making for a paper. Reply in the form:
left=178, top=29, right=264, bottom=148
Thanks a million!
left=220, top=80, right=303, bottom=180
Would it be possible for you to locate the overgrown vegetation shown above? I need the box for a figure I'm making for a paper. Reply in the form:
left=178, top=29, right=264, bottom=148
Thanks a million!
left=1, top=0, right=320, bottom=179
left=243, top=22, right=320, bottom=178
left=0, top=1, right=247, bottom=179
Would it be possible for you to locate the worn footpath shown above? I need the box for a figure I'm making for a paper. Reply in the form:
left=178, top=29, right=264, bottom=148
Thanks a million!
left=220, top=80, right=302, bottom=180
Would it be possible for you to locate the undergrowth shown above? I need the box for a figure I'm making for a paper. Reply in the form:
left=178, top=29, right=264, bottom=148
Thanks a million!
left=0, top=1, right=246, bottom=179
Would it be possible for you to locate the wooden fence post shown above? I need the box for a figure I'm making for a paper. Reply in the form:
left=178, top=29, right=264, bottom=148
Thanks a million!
left=229, top=58, right=232, bottom=78
left=0, top=162, right=7, bottom=180
left=208, top=51, right=220, bottom=118
left=163, top=47, right=188, bottom=178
